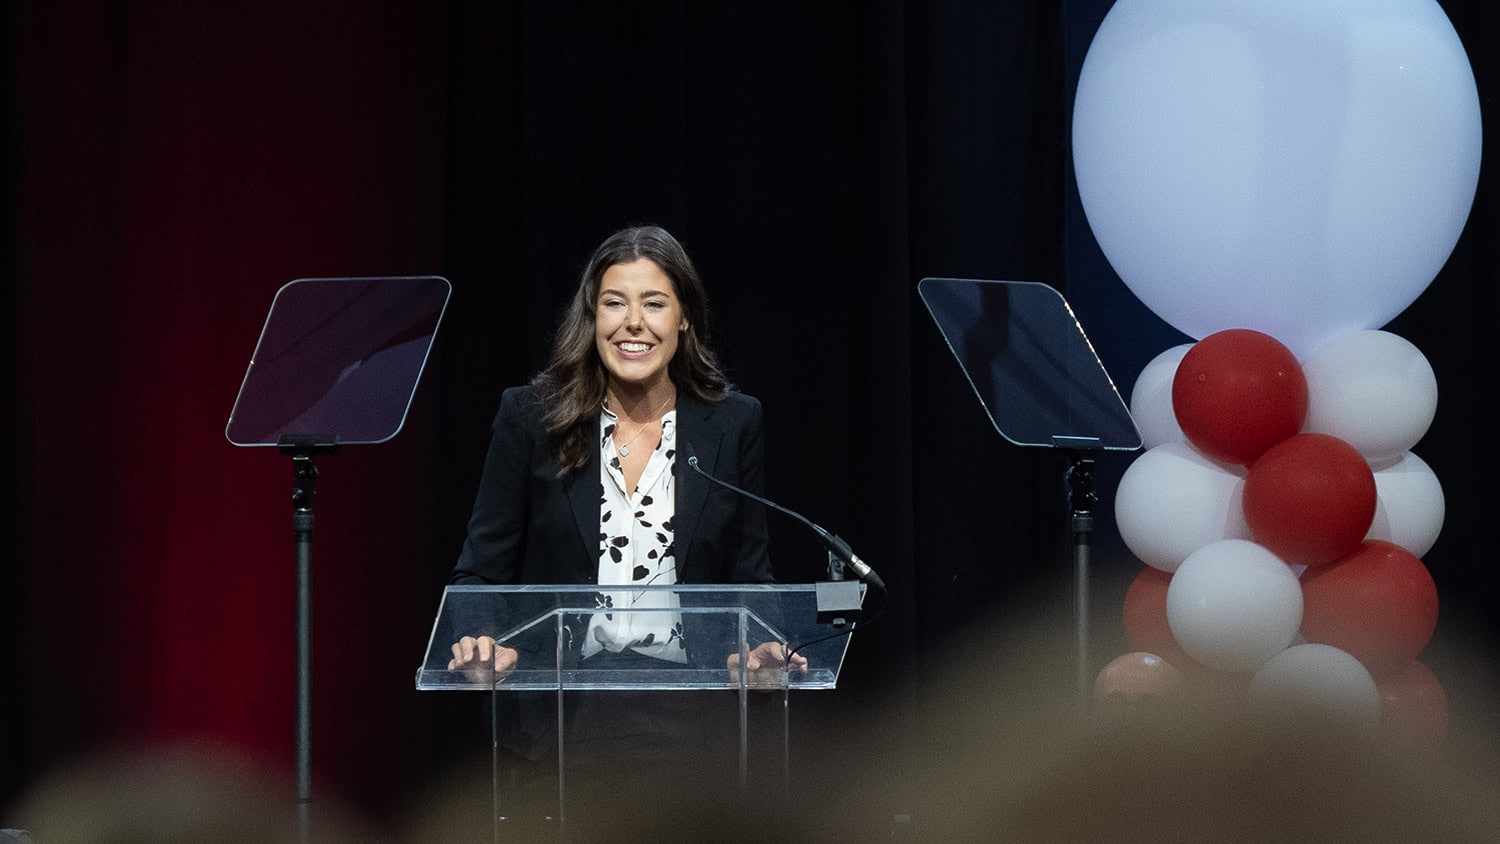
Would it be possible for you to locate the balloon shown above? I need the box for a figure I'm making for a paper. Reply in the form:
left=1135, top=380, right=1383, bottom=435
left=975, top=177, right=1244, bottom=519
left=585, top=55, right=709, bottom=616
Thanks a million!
left=1122, top=566, right=1197, bottom=669
left=1172, top=329, right=1307, bottom=466
left=1167, top=539, right=1302, bottom=673
left=1243, top=433, right=1377, bottom=565
left=1300, top=330, right=1438, bottom=467
left=1092, top=652, right=1187, bottom=703
left=1249, top=643, right=1380, bottom=728
left=1072, top=0, right=1481, bottom=358
left=1377, top=660, right=1449, bottom=748
left=1367, top=451, right=1445, bottom=558
left=1130, top=344, right=1193, bottom=449
left=1300, top=541, right=1439, bottom=676
left=1115, top=441, right=1250, bottom=572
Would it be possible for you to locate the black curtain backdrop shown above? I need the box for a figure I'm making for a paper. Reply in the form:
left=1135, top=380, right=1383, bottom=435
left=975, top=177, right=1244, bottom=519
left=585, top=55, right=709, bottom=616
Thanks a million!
left=4, top=0, right=1499, bottom=830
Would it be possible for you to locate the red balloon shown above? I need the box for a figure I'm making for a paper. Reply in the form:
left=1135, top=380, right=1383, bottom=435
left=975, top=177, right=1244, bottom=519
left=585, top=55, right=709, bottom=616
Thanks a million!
left=1122, top=566, right=1195, bottom=668
left=1244, top=433, right=1377, bottom=565
left=1172, top=329, right=1308, bottom=465
left=1377, top=659, right=1448, bottom=748
left=1300, top=541, right=1439, bottom=676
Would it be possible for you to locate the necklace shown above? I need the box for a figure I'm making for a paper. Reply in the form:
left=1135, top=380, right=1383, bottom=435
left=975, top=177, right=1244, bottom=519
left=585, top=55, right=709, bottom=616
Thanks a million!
left=611, top=392, right=674, bottom=457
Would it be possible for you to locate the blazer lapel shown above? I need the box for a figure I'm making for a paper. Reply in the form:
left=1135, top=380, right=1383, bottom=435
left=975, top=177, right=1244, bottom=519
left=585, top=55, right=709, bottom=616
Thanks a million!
left=673, top=394, right=724, bottom=582
left=562, top=443, right=604, bottom=582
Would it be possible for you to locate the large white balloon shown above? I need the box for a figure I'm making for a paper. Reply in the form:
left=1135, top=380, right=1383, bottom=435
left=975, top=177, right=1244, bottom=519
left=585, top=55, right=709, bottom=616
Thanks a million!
left=1249, top=643, right=1381, bottom=728
left=1167, top=539, right=1302, bottom=672
left=1115, top=441, right=1250, bottom=572
left=1301, top=330, right=1438, bottom=468
left=1073, top=0, right=1482, bottom=358
left=1367, top=451, right=1445, bottom=558
left=1129, top=343, right=1193, bottom=449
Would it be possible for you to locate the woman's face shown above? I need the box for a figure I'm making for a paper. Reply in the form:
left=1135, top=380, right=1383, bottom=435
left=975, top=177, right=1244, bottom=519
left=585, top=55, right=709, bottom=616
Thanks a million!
left=594, top=258, right=688, bottom=394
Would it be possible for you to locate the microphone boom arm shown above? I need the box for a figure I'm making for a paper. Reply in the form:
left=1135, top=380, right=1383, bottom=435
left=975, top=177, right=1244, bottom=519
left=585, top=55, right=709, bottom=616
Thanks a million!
left=686, top=455, right=885, bottom=592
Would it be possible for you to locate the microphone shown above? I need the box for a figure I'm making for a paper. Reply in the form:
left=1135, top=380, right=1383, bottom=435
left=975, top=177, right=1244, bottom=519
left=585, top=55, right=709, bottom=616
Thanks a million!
left=686, top=454, right=885, bottom=592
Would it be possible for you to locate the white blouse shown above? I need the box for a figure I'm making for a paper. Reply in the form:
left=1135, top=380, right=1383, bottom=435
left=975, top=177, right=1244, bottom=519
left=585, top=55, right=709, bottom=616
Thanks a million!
left=583, top=407, right=687, bottom=663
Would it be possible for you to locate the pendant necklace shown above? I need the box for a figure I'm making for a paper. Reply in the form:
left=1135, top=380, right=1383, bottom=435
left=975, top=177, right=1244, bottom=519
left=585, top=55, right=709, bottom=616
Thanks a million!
left=613, top=392, right=674, bottom=457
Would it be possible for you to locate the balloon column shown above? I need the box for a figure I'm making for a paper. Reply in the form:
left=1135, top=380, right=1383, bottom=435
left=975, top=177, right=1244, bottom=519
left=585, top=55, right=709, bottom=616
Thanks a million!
left=1074, top=0, right=1478, bottom=742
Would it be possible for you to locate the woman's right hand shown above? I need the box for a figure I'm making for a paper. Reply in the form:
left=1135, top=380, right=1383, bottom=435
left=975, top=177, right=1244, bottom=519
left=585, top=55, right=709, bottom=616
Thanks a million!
left=448, top=636, right=520, bottom=683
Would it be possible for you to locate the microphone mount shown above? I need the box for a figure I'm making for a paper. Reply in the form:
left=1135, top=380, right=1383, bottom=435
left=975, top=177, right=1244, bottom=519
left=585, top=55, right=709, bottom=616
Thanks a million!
left=685, top=454, right=887, bottom=630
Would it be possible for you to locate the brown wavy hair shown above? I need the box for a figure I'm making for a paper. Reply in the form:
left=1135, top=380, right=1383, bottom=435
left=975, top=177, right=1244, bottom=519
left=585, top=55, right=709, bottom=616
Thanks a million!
left=532, top=225, right=733, bottom=473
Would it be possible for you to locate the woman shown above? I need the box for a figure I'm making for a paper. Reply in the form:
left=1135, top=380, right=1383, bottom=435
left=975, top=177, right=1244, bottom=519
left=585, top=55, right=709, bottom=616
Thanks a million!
left=447, top=224, right=791, bottom=673
left=443, top=226, right=798, bottom=831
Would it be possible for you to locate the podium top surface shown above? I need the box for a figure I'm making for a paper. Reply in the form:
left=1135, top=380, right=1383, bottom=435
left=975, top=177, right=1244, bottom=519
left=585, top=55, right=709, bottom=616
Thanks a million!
left=417, top=584, right=854, bottom=691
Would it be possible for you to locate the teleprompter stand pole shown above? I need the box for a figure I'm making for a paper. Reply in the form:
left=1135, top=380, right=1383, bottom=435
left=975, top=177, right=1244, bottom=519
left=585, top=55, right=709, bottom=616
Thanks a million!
left=280, top=435, right=338, bottom=842
left=1063, top=448, right=1098, bottom=711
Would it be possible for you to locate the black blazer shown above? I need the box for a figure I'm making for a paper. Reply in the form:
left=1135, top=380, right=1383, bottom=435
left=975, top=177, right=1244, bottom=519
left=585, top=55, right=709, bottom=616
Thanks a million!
left=451, top=385, right=773, bottom=588
left=447, top=387, right=778, bottom=753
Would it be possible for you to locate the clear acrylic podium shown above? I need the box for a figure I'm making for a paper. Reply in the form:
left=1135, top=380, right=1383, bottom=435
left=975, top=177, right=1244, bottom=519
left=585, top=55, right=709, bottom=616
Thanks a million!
left=416, top=583, right=853, bottom=839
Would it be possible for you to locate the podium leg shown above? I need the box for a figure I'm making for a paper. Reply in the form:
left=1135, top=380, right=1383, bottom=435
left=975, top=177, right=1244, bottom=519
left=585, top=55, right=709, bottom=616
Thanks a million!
left=556, top=682, right=567, bottom=839
left=490, top=690, right=498, bottom=844
left=782, top=685, right=792, bottom=807
left=738, top=615, right=750, bottom=799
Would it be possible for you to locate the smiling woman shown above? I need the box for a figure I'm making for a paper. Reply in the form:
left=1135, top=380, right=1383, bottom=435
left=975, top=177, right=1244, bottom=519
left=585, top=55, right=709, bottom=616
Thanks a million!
left=448, top=224, right=771, bottom=588
left=443, top=226, right=790, bottom=831
left=520, top=226, right=735, bottom=475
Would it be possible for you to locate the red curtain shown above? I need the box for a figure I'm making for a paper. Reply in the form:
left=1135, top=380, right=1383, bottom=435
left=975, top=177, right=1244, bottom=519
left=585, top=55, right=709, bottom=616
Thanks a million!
left=14, top=1, right=450, bottom=810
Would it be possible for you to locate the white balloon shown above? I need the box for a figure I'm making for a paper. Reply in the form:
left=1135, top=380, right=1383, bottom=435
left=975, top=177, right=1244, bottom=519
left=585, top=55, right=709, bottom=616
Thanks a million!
left=1129, top=343, right=1193, bottom=449
left=1367, top=451, right=1445, bottom=558
left=1166, top=539, right=1302, bottom=672
left=1249, top=643, right=1380, bottom=728
left=1073, top=0, right=1482, bottom=358
left=1115, top=441, right=1250, bottom=572
left=1300, top=330, right=1438, bottom=467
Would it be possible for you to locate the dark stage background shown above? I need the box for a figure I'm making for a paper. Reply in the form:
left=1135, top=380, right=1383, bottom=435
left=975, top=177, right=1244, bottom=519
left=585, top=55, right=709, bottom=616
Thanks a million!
left=4, top=0, right=1499, bottom=830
